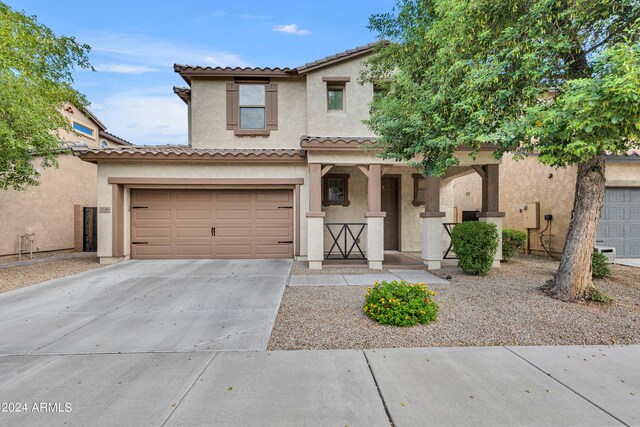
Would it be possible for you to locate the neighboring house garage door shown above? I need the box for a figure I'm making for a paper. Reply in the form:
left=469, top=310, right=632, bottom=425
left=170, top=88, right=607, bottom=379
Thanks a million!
left=597, top=188, right=640, bottom=258
left=130, top=189, right=293, bottom=259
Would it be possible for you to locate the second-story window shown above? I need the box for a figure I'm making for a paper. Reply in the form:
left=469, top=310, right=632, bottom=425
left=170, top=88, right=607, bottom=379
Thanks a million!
left=322, top=77, right=350, bottom=112
left=239, top=84, right=266, bottom=129
left=226, top=82, right=278, bottom=136
left=327, top=86, right=344, bottom=111
left=73, top=121, right=95, bottom=137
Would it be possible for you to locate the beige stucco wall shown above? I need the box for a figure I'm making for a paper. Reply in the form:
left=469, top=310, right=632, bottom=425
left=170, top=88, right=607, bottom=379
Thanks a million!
left=453, top=154, right=640, bottom=255
left=95, top=161, right=309, bottom=260
left=305, top=57, right=375, bottom=137
left=190, top=77, right=307, bottom=150
left=0, top=155, right=97, bottom=255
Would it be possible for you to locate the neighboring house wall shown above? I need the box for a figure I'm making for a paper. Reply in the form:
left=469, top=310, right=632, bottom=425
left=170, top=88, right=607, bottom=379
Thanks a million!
left=190, top=77, right=307, bottom=149
left=453, top=153, right=639, bottom=255
left=0, top=155, right=97, bottom=255
left=0, top=106, right=125, bottom=257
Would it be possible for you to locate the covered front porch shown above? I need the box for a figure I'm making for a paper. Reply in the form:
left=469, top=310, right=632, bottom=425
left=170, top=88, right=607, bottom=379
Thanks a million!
left=304, top=148, right=504, bottom=270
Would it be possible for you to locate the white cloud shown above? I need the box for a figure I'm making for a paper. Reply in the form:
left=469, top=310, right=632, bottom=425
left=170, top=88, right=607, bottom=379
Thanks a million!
left=95, top=93, right=188, bottom=145
left=272, top=24, right=311, bottom=36
left=94, top=64, right=160, bottom=74
left=86, top=33, right=250, bottom=71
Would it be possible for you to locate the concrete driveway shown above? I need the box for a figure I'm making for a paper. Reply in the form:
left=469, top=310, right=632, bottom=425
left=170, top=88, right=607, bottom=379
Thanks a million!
left=0, top=259, right=292, bottom=354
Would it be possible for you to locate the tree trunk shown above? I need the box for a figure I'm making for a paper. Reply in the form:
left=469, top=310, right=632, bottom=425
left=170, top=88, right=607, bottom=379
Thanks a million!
left=550, top=154, right=606, bottom=301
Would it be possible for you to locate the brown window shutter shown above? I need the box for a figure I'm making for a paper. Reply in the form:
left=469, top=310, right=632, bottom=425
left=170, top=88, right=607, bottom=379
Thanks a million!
left=265, top=83, right=278, bottom=130
left=226, top=83, right=239, bottom=130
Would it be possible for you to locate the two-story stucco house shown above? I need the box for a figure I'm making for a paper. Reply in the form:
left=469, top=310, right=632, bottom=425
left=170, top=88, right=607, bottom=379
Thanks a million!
left=75, top=43, right=505, bottom=269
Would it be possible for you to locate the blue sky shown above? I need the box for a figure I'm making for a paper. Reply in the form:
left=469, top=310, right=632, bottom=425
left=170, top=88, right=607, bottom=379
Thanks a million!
left=7, top=0, right=395, bottom=145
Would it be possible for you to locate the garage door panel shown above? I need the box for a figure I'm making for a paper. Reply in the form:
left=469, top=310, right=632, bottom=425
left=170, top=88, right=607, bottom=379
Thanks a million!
left=132, top=245, right=172, bottom=257
left=176, top=209, right=213, bottom=220
left=599, top=188, right=640, bottom=258
left=256, top=191, right=291, bottom=202
left=176, top=191, right=213, bottom=203
left=255, top=226, right=292, bottom=238
left=255, top=209, right=291, bottom=220
left=133, top=227, right=172, bottom=239
left=215, top=192, right=252, bottom=202
left=175, top=226, right=214, bottom=238
left=175, top=245, right=213, bottom=257
left=216, top=244, right=252, bottom=256
left=133, top=191, right=172, bottom=203
left=215, top=227, right=252, bottom=238
left=216, top=209, right=252, bottom=220
left=133, top=209, right=171, bottom=220
left=256, top=244, right=292, bottom=256
left=131, top=189, right=293, bottom=259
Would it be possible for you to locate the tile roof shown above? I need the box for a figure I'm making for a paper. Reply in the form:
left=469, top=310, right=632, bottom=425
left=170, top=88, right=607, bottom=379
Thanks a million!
left=84, top=108, right=107, bottom=130
left=300, top=136, right=378, bottom=151
left=99, top=130, right=133, bottom=146
left=173, top=86, right=191, bottom=104
left=173, top=41, right=388, bottom=81
left=295, top=41, right=387, bottom=74
left=606, top=148, right=640, bottom=157
left=300, top=136, right=376, bottom=144
left=73, top=144, right=306, bottom=162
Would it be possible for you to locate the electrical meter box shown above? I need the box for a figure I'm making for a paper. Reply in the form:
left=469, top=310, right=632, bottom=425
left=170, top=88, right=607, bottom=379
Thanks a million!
left=523, top=202, right=540, bottom=229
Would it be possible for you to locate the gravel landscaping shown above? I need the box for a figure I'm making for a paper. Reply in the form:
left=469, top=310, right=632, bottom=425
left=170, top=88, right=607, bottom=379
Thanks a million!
left=0, top=254, right=102, bottom=294
left=268, top=256, right=640, bottom=350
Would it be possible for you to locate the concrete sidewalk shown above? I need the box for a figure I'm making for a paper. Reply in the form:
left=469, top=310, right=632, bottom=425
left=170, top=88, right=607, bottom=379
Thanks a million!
left=0, top=345, right=637, bottom=426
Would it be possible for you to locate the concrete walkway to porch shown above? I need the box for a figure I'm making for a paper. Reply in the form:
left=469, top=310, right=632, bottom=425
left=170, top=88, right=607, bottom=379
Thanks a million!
left=289, top=269, right=450, bottom=286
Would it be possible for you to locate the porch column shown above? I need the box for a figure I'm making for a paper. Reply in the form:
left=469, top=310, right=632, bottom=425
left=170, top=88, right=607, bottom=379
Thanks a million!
left=478, top=164, right=505, bottom=267
left=364, top=164, right=385, bottom=270
left=421, top=175, right=445, bottom=270
left=306, top=163, right=325, bottom=269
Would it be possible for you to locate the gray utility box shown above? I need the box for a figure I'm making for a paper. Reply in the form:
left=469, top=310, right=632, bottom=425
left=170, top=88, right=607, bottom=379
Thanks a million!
left=594, top=246, right=616, bottom=264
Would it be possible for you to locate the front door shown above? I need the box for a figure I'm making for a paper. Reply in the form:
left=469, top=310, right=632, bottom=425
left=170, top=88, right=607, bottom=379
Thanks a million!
left=381, top=176, right=400, bottom=250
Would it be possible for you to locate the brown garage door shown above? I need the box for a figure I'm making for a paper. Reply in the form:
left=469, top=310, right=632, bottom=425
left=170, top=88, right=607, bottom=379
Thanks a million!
left=130, top=189, right=293, bottom=259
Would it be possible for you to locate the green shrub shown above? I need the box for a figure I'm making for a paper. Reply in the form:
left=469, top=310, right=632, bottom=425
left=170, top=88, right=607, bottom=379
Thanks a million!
left=588, top=287, right=613, bottom=303
left=592, top=252, right=612, bottom=279
left=363, top=281, right=438, bottom=326
left=502, top=228, right=527, bottom=260
left=451, top=221, right=499, bottom=275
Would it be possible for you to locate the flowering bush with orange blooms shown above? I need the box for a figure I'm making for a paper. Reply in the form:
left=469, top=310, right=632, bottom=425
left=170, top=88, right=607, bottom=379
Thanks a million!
left=363, top=281, right=438, bottom=327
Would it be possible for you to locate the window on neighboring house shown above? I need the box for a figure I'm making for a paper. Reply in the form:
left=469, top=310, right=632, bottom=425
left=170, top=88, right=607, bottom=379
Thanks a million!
left=73, top=122, right=94, bottom=137
left=412, top=174, right=426, bottom=206
left=323, top=174, right=350, bottom=206
left=100, top=140, right=109, bottom=148
left=226, top=82, right=278, bottom=136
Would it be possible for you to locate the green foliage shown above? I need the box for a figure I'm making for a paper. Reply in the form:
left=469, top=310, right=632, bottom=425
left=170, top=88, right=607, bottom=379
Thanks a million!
left=592, top=252, right=613, bottom=279
left=0, top=2, right=92, bottom=190
left=361, top=1, right=640, bottom=175
left=451, top=221, right=498, bottom=275
left=588, top=287, right=613, bottom=303
left=502, top=228, right=527, bottom=260
left=363, top=280, right=438, bottom=326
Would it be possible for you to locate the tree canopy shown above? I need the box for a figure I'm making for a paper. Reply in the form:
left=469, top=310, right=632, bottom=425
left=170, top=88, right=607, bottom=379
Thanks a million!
left=363, top=0, right=640, bottom=301
left=363, top=0, right=640, bottom=175
left=0, top=2, right=92, bottom=190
